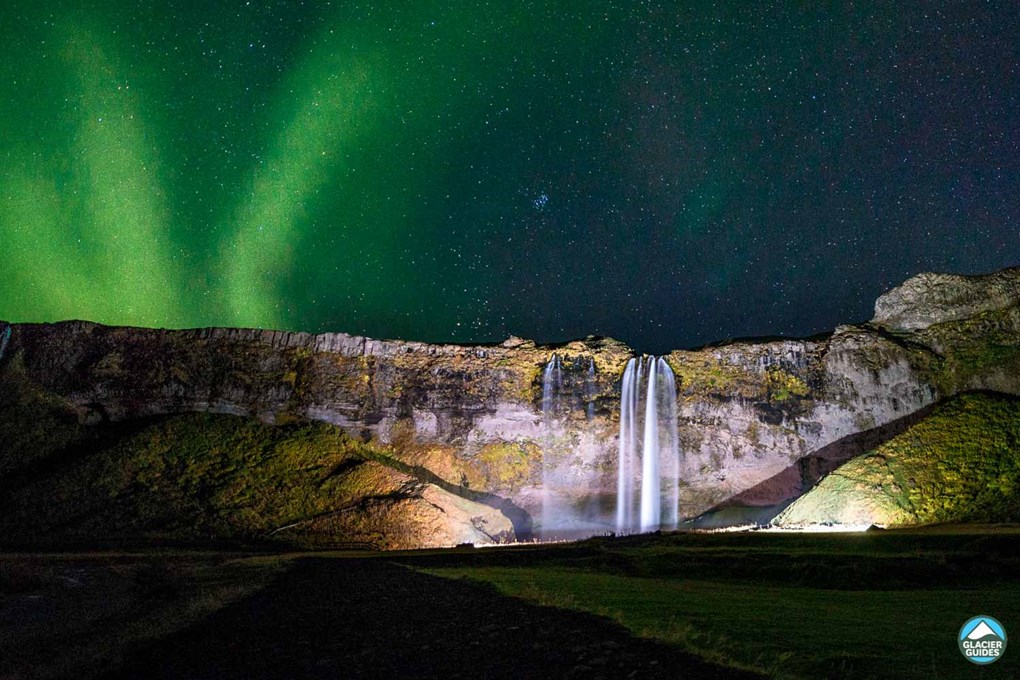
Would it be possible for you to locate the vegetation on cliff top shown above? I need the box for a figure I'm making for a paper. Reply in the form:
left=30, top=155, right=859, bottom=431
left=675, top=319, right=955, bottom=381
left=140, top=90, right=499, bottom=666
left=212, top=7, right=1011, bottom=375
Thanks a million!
left=777, top=391, right=1020, bottom=526
left=921, top=304, right=1020, bottom=393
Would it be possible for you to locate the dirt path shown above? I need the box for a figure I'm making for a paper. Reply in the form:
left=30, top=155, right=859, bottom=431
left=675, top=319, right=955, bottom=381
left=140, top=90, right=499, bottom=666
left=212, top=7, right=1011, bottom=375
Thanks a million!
left=103, top=558, right=759, bottom=679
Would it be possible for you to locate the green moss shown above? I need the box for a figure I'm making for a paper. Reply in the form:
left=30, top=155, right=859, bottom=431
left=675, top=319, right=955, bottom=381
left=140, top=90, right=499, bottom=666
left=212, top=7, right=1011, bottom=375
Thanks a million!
left=763, top=366, right=809, bottom=402
left=919, top=306, right=1020, bottom=393
left=667, top=353, right=813, bottom=406
left=0, top=410, right=432, bottom=548
left=940, top=343, right=1020, bottom=392
left=668, top=353, right=762, bottom=401
left=0, top=353, right=86, bottom=476
left=894, top=394, right=1020, bottom=523
left=474, top=441, right=538, bottom=491
left=516, top=362, right=543, bottom=401
left=781, top=392, right=1020, bottom=526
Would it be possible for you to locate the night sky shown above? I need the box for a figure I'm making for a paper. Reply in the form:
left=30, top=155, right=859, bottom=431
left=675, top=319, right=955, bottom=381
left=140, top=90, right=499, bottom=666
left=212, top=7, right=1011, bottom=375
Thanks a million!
left=1, top=3, right=1018, bottom=353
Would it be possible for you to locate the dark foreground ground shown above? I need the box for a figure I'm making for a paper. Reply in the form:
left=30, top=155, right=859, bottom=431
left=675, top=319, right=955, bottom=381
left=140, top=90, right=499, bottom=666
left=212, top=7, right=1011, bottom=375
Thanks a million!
left=103, top=558, right=758, bottom=680
left=3, top=527, right=1019, bottom=679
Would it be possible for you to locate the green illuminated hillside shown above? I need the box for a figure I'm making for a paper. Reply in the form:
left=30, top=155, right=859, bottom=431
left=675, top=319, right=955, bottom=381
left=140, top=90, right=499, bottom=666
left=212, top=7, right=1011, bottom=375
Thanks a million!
left=776, top=392, right=1020, bottom=527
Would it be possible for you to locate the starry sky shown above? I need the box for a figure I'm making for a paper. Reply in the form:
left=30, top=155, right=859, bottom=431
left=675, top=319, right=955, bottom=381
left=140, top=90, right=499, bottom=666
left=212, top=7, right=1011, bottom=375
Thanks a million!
left=1, top=2, right=1018, bottom=353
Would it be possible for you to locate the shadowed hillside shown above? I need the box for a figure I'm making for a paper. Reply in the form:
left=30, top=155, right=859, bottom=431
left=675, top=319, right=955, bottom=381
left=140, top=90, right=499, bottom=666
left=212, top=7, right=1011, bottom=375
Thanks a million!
left=0, top=358, right=516, bottom=549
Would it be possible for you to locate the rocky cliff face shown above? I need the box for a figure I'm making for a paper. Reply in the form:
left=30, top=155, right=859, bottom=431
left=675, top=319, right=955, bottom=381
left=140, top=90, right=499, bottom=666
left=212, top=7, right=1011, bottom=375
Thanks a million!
left=873, top=267, right=1020, bottom=332
left=1, top=266, right=1018, bottom=545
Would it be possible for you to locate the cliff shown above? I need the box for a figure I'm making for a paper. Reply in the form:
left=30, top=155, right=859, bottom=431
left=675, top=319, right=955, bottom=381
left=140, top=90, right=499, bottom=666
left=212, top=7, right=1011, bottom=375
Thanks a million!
left=1, top=266, right=1018, bottom=547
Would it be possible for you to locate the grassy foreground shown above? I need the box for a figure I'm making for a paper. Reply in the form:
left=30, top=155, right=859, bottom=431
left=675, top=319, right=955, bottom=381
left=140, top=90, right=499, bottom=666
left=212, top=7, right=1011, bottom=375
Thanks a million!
left=4, top=529, right=1018, bottom=679
left=416, top=527, right=1020, bottom=679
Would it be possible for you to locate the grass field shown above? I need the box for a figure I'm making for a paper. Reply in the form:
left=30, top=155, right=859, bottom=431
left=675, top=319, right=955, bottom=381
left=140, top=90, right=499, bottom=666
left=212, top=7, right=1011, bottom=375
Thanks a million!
left=3, top=527, right=1018, bottom=679
left=415, top=526, right=1020, bottom=679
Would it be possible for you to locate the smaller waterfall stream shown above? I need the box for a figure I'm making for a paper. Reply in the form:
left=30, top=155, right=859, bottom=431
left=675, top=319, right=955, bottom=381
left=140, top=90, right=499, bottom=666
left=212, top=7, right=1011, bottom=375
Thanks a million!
left=541, top=354, right=562, bottom=415
left=661, top=364, right=680, bottom=529
left=615, top=359, right=636, bottom=531
left=585, top=358, right=596, bottom=420
left=0, top=324, right=10, bottom=364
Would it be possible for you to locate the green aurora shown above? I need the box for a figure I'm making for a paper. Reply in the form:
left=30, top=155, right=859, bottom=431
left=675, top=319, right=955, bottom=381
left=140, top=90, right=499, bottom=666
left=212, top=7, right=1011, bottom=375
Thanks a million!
left=1, top=3, right=1017, bottom=351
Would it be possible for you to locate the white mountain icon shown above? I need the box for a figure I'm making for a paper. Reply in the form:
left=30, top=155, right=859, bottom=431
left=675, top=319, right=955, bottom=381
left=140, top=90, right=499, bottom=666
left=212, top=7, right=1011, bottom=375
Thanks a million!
left=966, top=621, right=999, bottom=640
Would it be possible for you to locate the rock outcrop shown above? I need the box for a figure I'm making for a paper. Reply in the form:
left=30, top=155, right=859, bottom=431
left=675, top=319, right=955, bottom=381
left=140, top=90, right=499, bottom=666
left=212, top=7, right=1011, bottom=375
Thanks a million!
left=0, top=265, right=1018, bottom=546
left=872, top=267, right=1020, bottom=331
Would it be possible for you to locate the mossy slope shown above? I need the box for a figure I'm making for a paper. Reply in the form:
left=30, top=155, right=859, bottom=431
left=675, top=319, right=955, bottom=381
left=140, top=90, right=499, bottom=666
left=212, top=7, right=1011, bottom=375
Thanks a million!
left=776, top=392, right=1020, bottom=526
left=0, top=385, right=512, bottom=550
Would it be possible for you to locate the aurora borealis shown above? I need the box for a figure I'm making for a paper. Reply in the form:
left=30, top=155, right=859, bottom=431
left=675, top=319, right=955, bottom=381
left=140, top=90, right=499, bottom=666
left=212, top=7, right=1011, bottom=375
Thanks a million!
left=1, top=3, right=1018, bottom=352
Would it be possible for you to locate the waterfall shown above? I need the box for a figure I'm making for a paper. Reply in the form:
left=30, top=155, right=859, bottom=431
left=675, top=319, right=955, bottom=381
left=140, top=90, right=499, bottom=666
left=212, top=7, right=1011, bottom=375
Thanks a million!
left=539, top=351, right=677, bottom=539
left=660, top=358, right=680, bottom=530
left=615, top=358, right=636, bottom=531
left=540, top=354, right=562, bottom=536
left=541, top=354, right=562, bottom=415
left=585, top=358, right=596, bottom=420
left=616, top=356, right=681, bottom=534
left=0, top=324, right=10, bottom=364
left=640, top=357, right=661, bottom=531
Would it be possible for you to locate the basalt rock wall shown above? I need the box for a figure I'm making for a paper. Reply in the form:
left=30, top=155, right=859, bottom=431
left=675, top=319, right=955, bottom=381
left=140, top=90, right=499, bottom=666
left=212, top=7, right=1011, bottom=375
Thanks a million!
left=1, top=266, right=1018, bottom=534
